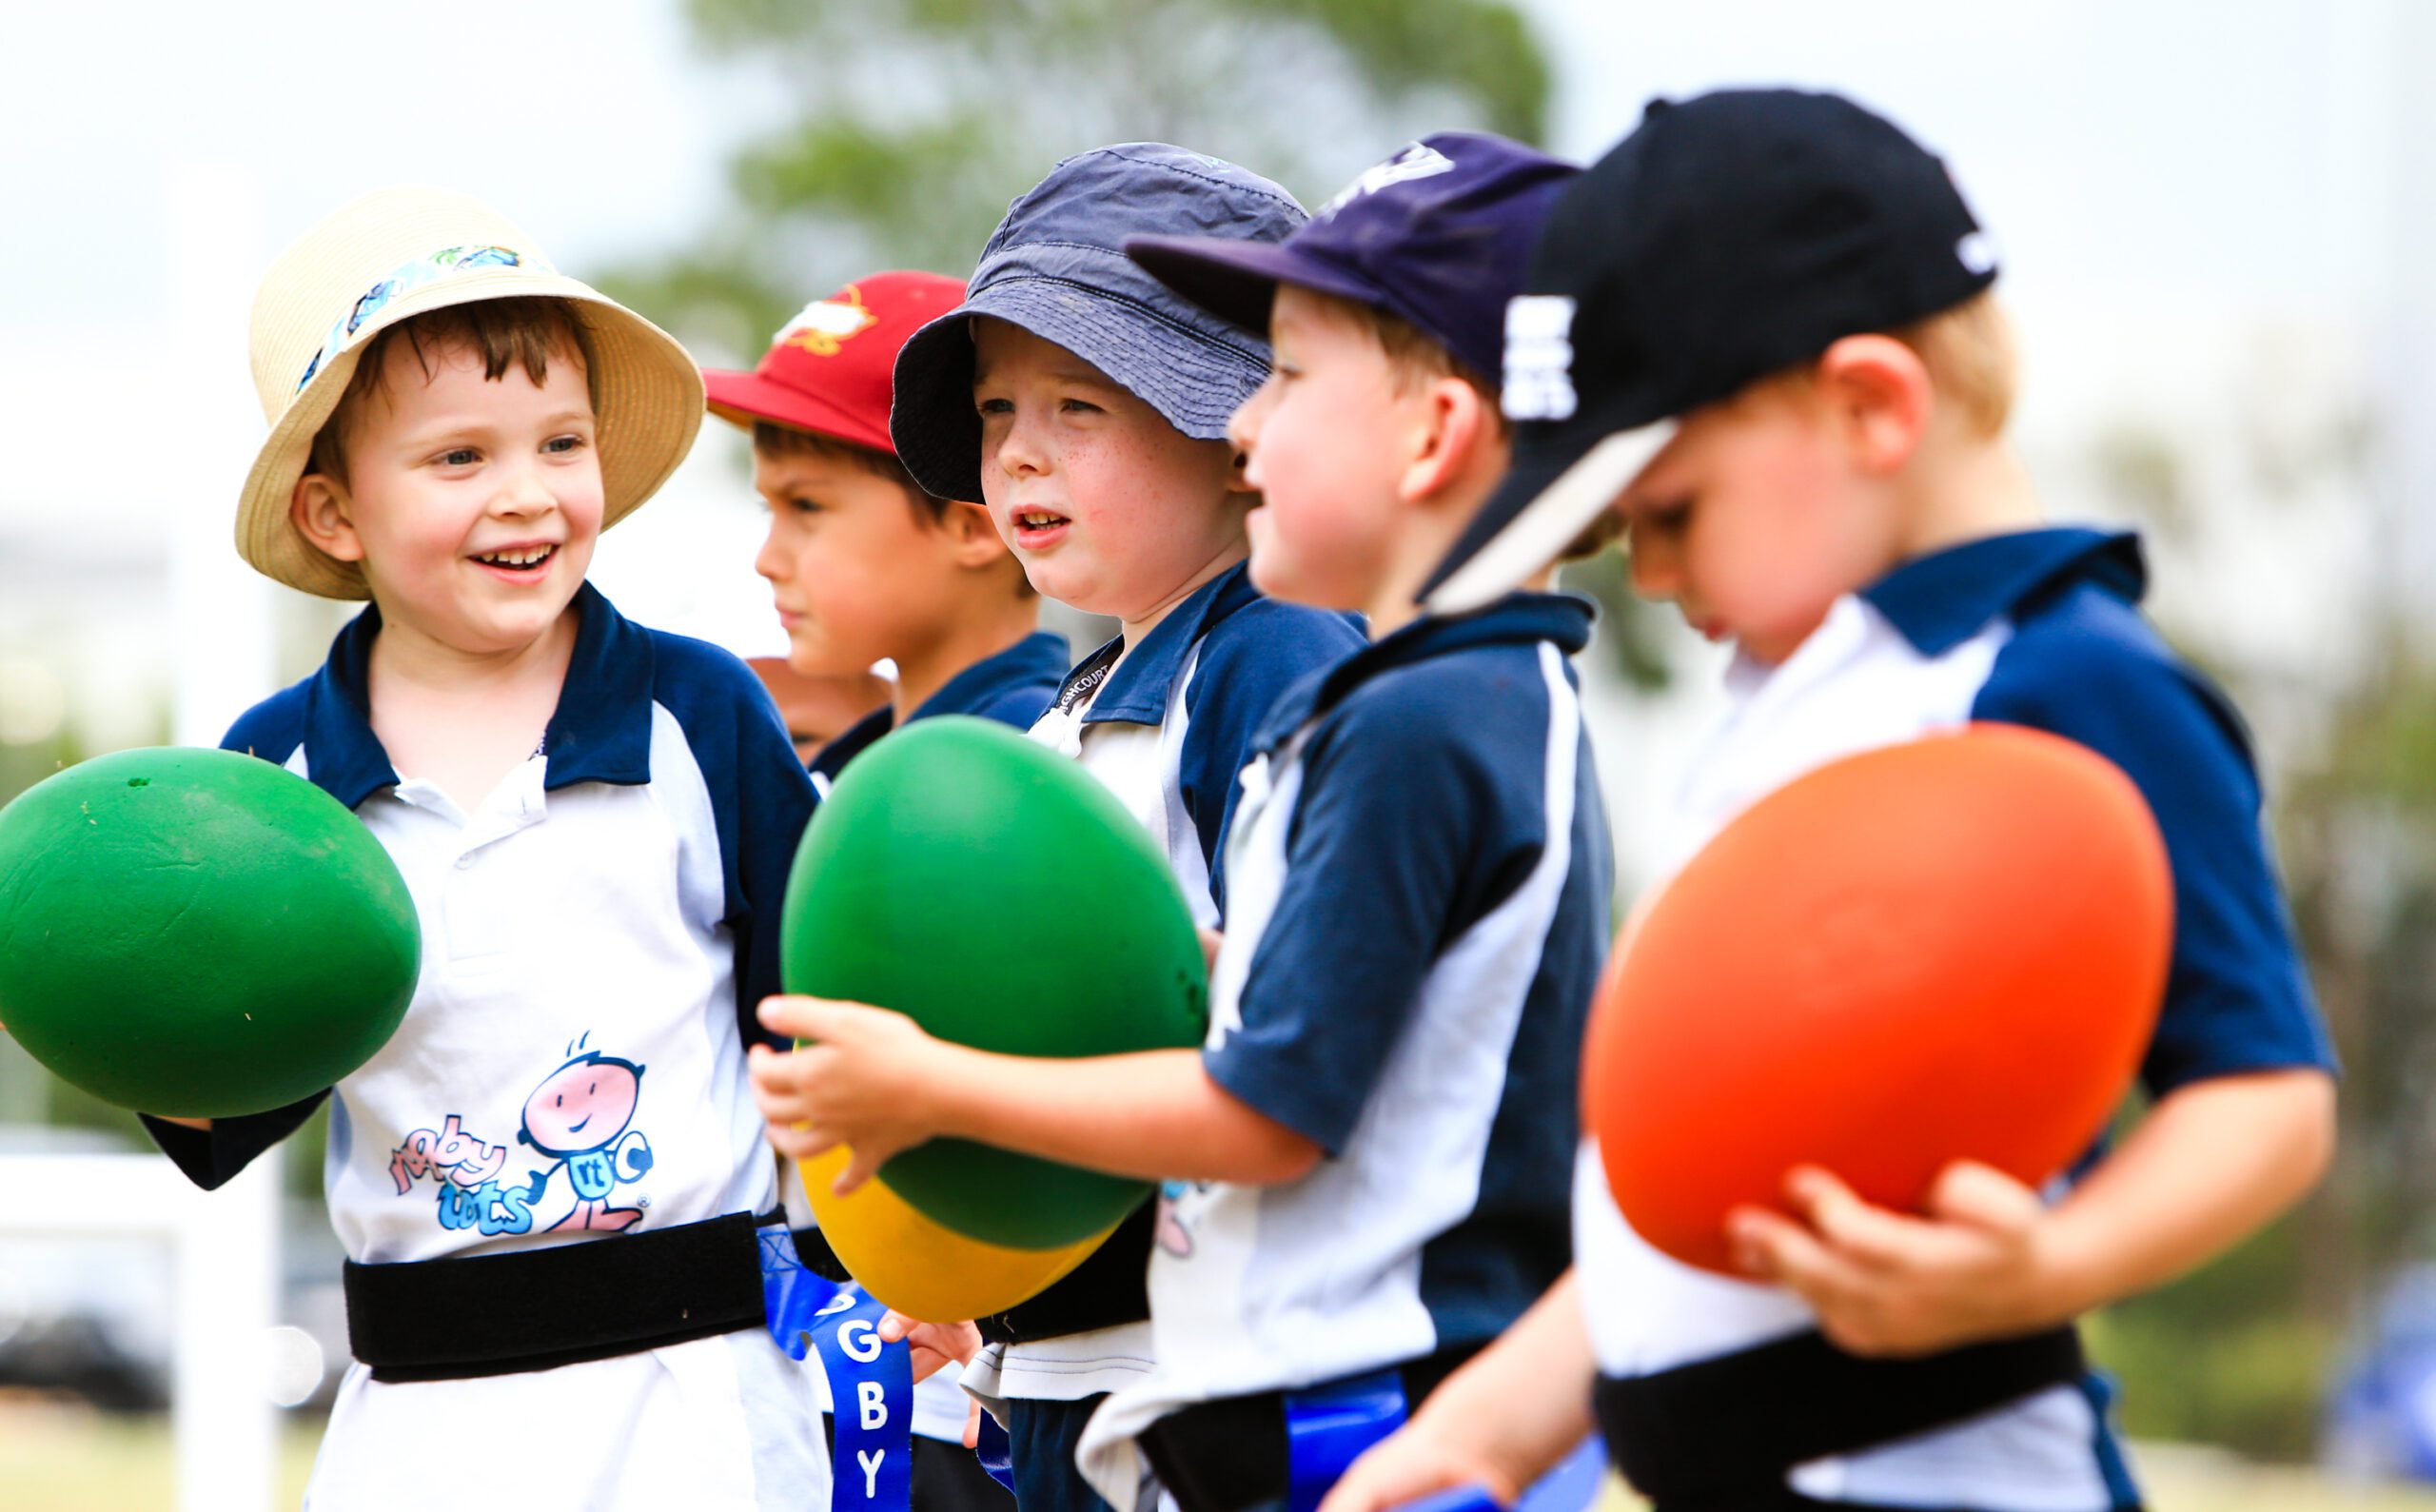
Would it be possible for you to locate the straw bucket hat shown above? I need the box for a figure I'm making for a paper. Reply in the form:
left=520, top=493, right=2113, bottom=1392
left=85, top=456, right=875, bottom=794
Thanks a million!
left=239, top=186, right=704, bottom=599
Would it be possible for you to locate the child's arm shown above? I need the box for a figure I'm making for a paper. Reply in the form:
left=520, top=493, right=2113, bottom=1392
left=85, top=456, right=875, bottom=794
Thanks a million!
left=1319, top=1270, right=1597, bottom=1512
left=1727, top=1067, right=2334, bottom=1356
left=749, top=997, right=1320, bottom=1192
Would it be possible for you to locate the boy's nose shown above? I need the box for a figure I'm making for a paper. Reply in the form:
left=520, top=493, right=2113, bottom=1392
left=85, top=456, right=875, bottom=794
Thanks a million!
left=1228, top=382, right=1278, bottom=483
left=752, top=520, right=790, bottom=583
left=491, top=461, right=558, bottom=517
left=1628, top=538, right=1682, bottom=600
left=992, top=411, right=1050, bottom=479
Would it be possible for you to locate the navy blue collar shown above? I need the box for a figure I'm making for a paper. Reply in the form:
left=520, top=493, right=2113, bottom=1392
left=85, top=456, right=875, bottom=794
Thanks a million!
left=1053, top=560, right=1268, bottom=726
left=810, top=630, right=1071, bottom=781
left=1255, top=591, right=1595, bottom=756
left=300, top=581, right=658, bottom=809
left=1863, top=528, right=2147, bottom=657
left=914, top=630, right=1072, bottom=722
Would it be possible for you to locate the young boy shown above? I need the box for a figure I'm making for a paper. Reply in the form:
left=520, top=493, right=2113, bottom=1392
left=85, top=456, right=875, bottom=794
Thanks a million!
left=1328, top=89, right=2338, bottom=1512
left=752, top=133, right=1608, bottom=1512
left=706, top=266, right=1065, bottom=1505
left=141, top=187, right=829, bottom=1510
left=752, top=144, right=1366, bottom=1512
left=703, top=268, right=1068, bottom=794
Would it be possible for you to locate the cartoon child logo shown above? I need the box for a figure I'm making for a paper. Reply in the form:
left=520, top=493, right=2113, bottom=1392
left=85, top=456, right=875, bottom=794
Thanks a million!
left=775, top=285, right=877, bottom=357
left=517, top=1038, right=654, bottom=1233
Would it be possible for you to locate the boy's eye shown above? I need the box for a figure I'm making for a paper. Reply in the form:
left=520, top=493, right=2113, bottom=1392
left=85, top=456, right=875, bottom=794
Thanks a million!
left=439, top=447, right=481, bottom=467
left=1059, top=397, right=1103, bottom=415
left=976, top=397, right=1013, bottom=418
left=786, top=497, right=823, bottom=515
left=543, top=434, right=586, bottom=455
left=1622, top=498, right=1690, bottom=547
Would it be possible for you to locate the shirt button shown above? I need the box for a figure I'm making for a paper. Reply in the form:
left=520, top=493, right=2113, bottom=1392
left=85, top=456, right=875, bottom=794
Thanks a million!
left=455, top=854, right=475, bottom=870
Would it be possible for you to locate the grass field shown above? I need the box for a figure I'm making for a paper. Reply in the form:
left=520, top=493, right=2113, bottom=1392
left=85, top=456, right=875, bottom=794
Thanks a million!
left=4, top=1397, right=2434, bottom=1511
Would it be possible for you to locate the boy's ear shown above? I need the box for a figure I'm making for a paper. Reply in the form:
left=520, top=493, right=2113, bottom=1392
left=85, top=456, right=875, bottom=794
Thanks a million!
left=289, top=473, right=367, bottom=563
left=1815, top=335, right=1933, bottom=475
left=1398, top=376, right=1497, bottom=507
left=945, top=499, right=1012, bottom=569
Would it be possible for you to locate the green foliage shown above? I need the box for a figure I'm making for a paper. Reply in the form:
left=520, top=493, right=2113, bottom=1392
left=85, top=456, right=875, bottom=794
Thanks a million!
left=615, top=0, right=1552, bottom=363
left=2092, top=1209, right=2342, bottom=1460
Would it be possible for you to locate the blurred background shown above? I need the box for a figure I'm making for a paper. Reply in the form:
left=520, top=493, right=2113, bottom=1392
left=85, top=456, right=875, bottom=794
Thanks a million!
left=7, top=0, right=2436, bottom=1505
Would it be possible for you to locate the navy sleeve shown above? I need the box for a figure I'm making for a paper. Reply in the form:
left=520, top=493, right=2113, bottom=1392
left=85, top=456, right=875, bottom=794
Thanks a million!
left=1204, top=657, right=1550, bottom=1154
left=1178, top=603, right=1364, bottom=917
left=652, top=633, right=819, bottom=1051
left=1973, top=585, right=2335, bottom=1094
left=140, top=687, right=331, bottom=1190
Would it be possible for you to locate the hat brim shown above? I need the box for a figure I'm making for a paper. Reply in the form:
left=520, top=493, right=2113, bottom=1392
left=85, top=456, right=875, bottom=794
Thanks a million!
left=1122, top=236, right=1389, bottom=339
left=238, top=272, right=705, bottom=600
left=1422, top=418, right=1678, bottom=615
left=892, top=277, right=1270, bottom=504
left=704, top=368, right=894, bottom=457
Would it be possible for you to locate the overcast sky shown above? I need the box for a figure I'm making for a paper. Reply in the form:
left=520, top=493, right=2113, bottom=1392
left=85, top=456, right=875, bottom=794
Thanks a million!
left=1, top=0, right=2426, bottom=743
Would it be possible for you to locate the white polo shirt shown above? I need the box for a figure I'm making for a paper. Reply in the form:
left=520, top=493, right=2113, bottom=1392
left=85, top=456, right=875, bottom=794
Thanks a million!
left=963, top=561, right=1363, bottom=1409
left=146, top=584, right=830, bottom=1512
left=1579, top=530, right=2332, bottom=1511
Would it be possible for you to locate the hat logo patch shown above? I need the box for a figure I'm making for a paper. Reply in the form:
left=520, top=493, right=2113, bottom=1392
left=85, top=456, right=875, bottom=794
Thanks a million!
left=1316, top=142, right=1457, bottom=221
left=1503, top=295, right=1579, bottom=422
left=295, top=245, right=526, bottom=393
left=776, top=286, right=877, bottom=358
left=1956, top=230, right=1999, bottom=276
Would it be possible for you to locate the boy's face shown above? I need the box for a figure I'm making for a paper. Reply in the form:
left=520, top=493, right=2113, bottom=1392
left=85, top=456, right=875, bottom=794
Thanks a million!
left=1615, top=376, right=1900, bottom=666
left=752, top=442, right=972, bottom=679
left=1231, top=286, right=1406, bottom=613
left=305, top=337, right=601, bottom=656
left=971, top=317, right=1246, bottom=623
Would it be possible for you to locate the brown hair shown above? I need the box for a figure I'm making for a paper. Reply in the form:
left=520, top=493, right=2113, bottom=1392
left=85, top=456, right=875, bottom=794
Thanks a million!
left=752, top=422, right=950, bottom=520
left=1324, top=295, right=1620, bottom=561
left=305, top=296, right=595, bottom=485
left=752, top=421, right=1035, bottom=598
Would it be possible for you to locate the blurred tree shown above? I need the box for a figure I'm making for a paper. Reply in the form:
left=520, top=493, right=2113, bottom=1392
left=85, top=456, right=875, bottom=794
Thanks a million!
left=619, top=0, right=1674, bottom=686
left=615, top=0, right=1551, bottom=364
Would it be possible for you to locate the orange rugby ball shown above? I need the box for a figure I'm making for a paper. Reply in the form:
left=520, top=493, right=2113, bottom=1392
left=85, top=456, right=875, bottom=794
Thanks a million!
left=1583, top=724, right=2173, bottom=1275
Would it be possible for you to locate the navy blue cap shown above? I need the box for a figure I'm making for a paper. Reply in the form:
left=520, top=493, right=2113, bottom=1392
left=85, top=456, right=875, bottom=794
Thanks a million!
left=890, top=143, right=1306, bottom=503
left=1126, top=133, right=1579, bottom=381
left=1424, top=89, right=2000, bottom=612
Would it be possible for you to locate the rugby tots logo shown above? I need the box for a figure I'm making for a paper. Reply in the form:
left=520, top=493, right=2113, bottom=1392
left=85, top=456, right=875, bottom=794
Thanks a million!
left=1503, top=295, right=1579, bottom=422
left=778, top=286, right=879, bottom=357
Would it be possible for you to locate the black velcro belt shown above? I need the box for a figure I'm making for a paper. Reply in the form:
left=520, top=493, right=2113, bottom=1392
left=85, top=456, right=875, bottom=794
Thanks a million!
left=1141, top=1343, right=1482, bottom=1512
left=792, top=1225, right=853, bottom=1284
left=1595, top=1325, right=2087, bottom=1507
left=344, top=1210, right=770, bottom=1382
left=975, top=1200, right=1156, bottom=1345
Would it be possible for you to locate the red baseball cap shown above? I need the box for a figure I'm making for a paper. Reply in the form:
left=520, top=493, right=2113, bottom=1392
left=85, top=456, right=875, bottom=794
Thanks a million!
left=703, top=270, right=967, bottom=456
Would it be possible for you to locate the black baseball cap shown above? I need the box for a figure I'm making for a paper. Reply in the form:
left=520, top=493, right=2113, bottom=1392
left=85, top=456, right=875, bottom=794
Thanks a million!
left=1423, top=88, right=2001, bottom=613
left=1124, top=132, right=1579, bottom=381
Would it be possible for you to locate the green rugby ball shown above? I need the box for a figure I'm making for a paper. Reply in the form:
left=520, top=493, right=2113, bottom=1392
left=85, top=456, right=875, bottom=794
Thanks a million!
left=0, top=747, right=420, bottom=1117
left=781, top=716, right=1208, bottom=1249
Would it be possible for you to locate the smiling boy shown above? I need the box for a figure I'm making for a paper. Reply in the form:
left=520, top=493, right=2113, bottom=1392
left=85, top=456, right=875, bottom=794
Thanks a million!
left=140, top=187, right=827, bottom=1511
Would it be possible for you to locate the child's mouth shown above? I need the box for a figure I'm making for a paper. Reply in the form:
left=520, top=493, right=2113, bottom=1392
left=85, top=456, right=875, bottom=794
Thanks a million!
left=1011, top=511, right=1071, bottom=549
left=471, top=544, right=558, bottom=578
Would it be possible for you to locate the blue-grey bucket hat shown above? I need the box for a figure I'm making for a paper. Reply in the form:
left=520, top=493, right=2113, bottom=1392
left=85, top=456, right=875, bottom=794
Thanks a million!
left=891, top=143, right=1307, bottom=502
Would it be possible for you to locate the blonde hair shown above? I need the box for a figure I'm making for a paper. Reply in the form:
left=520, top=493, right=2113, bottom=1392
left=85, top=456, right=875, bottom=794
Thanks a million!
left=1891, top=290, right=2016, bottom=437
left=1313, top=293, right=1620, bottom=560
left=305, top=297, right=595, bottom=486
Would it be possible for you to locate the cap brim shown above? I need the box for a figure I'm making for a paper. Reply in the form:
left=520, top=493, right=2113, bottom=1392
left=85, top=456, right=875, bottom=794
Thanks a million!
left=892, top=277, right=1269, bottom=503
left=1422, top=419, right=1677, bottom=615
left=704, top=368, right=894, bottom=455
left=1123, top=236, right=1388, bottom=338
